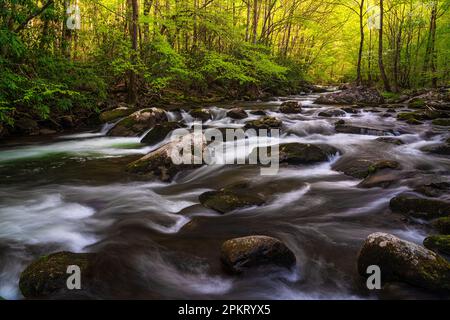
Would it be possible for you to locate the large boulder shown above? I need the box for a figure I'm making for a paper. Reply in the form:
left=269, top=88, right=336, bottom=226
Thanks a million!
left=127, top=133, right=206, bottom=181
left=199, top=182, right=265, bottom=214
left=19, top=251, right=97, bottom=298
left=333, top=158, right=400, bottom=179
left=389, top=194, right=450, bottom=219
left=357, top=233, right=450, bottom=292
left=99, top=106, right=134, bottom=123
left=221, top=235, right=296, bottom=274
left=424, top=235, right=450, bottom=255
left=278, top=143, right=340, bottom=164
left=140, top=122, right=183, bottom=145
left=227, top=108, right=248, bottom=120
left=279, top=101, right=302, bottom=114
left=315, top=87, right=384, bottom=105
left=244, top=116, right=282, bottom=130
left=107, top=108, right=167, bottom=137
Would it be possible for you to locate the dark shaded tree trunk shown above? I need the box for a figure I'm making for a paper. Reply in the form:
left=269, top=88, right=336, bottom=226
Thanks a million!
left=378, top=0, right=391, bottom=92
left=356, top=0, right=365, bottom=85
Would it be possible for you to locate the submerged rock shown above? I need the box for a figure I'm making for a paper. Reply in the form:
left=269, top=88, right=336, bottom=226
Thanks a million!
left=375, top=137, right=405, bottom=145
left=140, top=122, right=183, bottom=145
left=335, top=123, right=397, bottom=136
left=318, top=109, right=345, bottom=117
left=199, top=183, right=265, bottom=214
left=107, top=108, right=167, bottom=137
left=389, top=194, right=450, bottom=219
left=99, top=106, right=134, bottom=123
left=279, top=101, right=302, bottom=114
left=421, top=143, right=450, bottom=156
left=244, top=116, right=282, bottom=130
left=358, top=169, right=405, bottom=189
left=127, top=133, right=206, bottom=181
left=433, top=217, right=450, bottom=234
left=333, top=158, right=400, bottom=179
left=221, top=235, right=296, bottom=274
left=19, top=251, right=96, bottom=298
left=424, top=235, right=450, bottom=255
left=315, top=87, right=384, bottom=105
left=414, top=182, right=450, bottom=198
left=250, top=110, right=267, bottom=116
left=357, top=232, right=450, bottom=292
left=432, top=118, right=450, bottom=126
left=227, top=108, right=248, bottom=120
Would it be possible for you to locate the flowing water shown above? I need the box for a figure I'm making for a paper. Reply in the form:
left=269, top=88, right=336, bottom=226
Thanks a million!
left=0, top=93, right=449, bottom=300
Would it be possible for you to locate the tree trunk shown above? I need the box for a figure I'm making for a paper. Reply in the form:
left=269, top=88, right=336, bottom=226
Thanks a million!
left=356, top=0, right=365, bottom=85
left=127, top=0, right=139, bottom=105
left=378, top=0, right=391, bottom=92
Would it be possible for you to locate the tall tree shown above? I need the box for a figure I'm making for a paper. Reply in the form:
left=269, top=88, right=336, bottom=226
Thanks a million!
left=378, top=0, right=391, bottom=92
left=127, top=0, right=139, bottom=104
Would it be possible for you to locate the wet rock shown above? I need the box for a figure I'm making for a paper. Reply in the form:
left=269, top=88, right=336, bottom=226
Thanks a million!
left=398, top=110, right=449, bottom=122
left=278, top=143, right=340, bottom=164
left=389, top=194, right=450, bottom=219
left=424, top=235, right=450, bottom=255
left=421, top=143, right=450, bottom=156
left=406, top=118, right=423, bottom=125
left=315, top=87, right=384, bottom=105
left=432, top=118, right=450, bottom=126
left=221, top=235, right=296, bottom=274
left=227, top=108, right=248, bottom=120
left=335, top=123, right=397, bottom=136
left=15, top=117, right=40, bottom=136
left=199, top=183, right=265, bottom=214
left=341, top=106, right=359, bottom=114
left=107, top=108, right=167, bottom=137
left=250, top=110, right=267, bottom=116
left=318, top=109, right=345, bottom=117
left=19, top=251, right=96, bottom=298
left=358, top=169, right=404, bottom=189
left=414, top=182, right=450, bottom=198
left=127, top=133, right=206, bottom=181
left=60, top=115, right=75, bottom=128
left=375, top=137, right=405, bottom=145
left=39, top=128, right=57, bottom=135
left=433, top=217, right=450, bottom=234
left=357, top=232, right=450, bottom=292
left=140, top=122, right=183, bottom=145
left=333, top=158, right=400, bottom=179
left=279, top=101, right=302, bottom=114
left=244, top=116, right=282, bottom=130
left=190, top=108, right=211, bottom=121
left=99, top=106, right=134, bottom=123
left=408, top=98, right=426, bottom=109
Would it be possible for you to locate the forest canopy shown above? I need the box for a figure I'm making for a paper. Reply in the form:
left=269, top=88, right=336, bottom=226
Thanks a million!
left=0, top=0, right=449, bottom=128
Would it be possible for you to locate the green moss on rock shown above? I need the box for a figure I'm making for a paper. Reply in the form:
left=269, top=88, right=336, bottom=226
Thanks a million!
left=424, top=235, right=450, bottom=255
left=389, top=194, right=450, bottom=219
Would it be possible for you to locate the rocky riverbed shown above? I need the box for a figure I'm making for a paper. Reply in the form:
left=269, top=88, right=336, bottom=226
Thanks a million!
left=0, top=87, right=449, bottom=299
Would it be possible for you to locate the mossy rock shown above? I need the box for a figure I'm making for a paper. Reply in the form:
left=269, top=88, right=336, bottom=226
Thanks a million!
left=279, top=101, right=302, bottom=114
left=432, top=118, right=450, bottom=126
left=279, top=143, right=340, bottom=164
left=414, top=182, right=450, bottom=198
left=221, top=235, right=296, bottom=274
left=199, top=183, right=265, bottom=214
left=244, top=116, right=282, bottom=130
left=433, top=217, right=450, bottom=234
left=227, top=108, right=248, bottom=119
left=357, top=233, right=450, bottom=292
left=107, top=108, right=168, bottom=137
left=19, top=252, right=96, bottom=298
left=99, top=107, right=134, bottom=123
left=424, top=235, right=450, bottom=255
left=408, top=98, right=426, bottom=109
left=140, top=122, right=183, bottom=145
left=190, top=108, right=211, bottom=121
left=389, top=194, right=450, bottom=219
left=333, top=158, right=400, bottom=179
left=250, top=110, right=267, bottom=116
left=375, top=137, right=405, bottom=145
left=128, top=133, right=206, bottom=181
